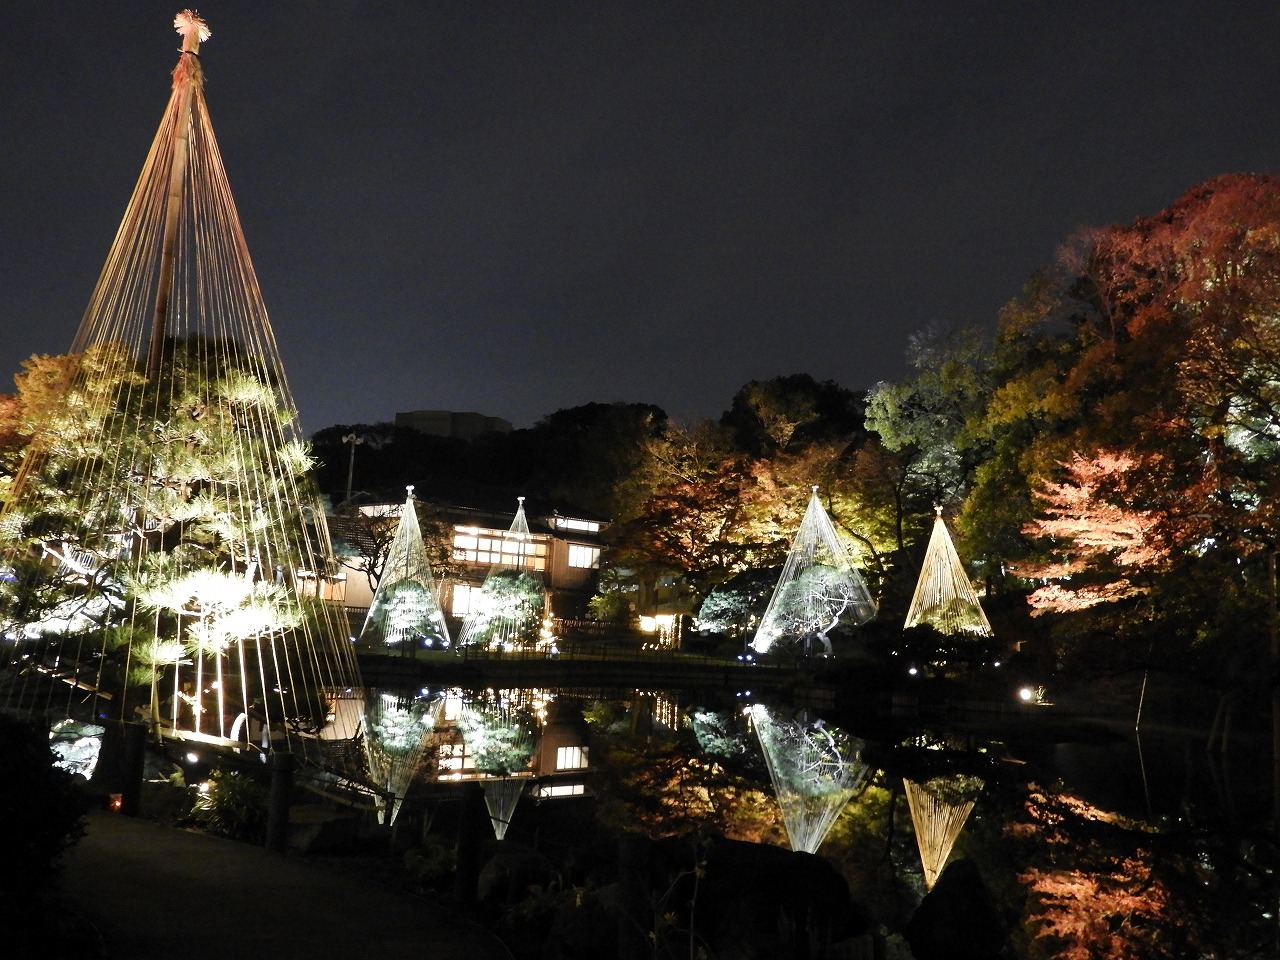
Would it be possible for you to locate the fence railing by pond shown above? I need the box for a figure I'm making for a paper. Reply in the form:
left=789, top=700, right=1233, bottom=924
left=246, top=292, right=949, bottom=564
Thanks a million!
left=455, top=638, right=769, bottom=672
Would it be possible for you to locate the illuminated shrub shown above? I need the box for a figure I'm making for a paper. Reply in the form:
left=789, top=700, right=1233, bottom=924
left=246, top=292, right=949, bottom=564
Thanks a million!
left=190, top=769, right=269, bottom=842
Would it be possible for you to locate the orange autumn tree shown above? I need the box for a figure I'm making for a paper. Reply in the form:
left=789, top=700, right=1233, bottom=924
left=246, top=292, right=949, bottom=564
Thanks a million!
left=1016, top=452, right=1174, bottom=615
left=952, top=175, right=1280, bottom=656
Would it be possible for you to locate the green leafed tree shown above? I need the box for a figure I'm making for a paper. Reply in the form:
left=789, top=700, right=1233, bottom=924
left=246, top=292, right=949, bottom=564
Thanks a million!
left=457, top=695, right=538, bottom=777
left=0, top=339, right=344, bottom=738
left=456, top=569, right=547, bottom=650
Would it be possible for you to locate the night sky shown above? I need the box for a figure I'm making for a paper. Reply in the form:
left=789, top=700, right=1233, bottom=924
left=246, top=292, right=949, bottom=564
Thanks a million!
left=3, top=2, right=1280, bottom=433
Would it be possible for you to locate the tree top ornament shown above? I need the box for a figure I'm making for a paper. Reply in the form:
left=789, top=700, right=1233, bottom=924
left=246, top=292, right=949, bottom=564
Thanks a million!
left=174, top=10, right=211, bottom=54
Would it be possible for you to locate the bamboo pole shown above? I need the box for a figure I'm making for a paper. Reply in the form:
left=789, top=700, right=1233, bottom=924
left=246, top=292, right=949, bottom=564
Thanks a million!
left=147, top=13, right=208, bottom=379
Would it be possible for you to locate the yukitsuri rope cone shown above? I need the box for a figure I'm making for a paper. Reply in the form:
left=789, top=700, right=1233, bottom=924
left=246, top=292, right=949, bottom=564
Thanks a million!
left=455, top=498, right=552, bottom=651
left=363, top=691, right=443, bottom=825
left=483, top=777, right=527, bottom=840
left=457, top=691, right=538, bottom=838
left=750, top=703, right=869, bottom=853
left=359, top=487, right=451, bottom=652
left=0, top=12, right=362, bottom=756
left=903, top=774, right=984, bottom=888
left=903, top=508, right=993, bottom=637
left=750, top=487, right=876, bottom=656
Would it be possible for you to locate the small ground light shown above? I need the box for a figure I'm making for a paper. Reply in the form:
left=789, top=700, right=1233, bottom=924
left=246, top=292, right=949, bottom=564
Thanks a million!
left=908, top=667, right=918, bottom=676
left=1018, top=687, right=1033, bottom=702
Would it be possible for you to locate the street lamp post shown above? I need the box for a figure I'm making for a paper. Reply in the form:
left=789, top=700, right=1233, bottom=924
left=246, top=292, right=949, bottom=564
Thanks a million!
left=341, top=433, right=363, bottom=507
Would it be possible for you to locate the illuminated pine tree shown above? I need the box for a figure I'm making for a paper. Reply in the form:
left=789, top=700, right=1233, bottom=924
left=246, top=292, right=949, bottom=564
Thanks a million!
left=903, top=508, right=993, bottom=637
left=0, top=12, right=361, bottom=750
left=456, top=498, right=550, bottom=651
left=363, top=691, right=442, bottom=825
left=457, top=693, right=538, bottom=777
left=750, top=487, right=876, bottom=655
left=359, top=487, right=450, bottom=652
left=457, top=691, right=538, bottom=838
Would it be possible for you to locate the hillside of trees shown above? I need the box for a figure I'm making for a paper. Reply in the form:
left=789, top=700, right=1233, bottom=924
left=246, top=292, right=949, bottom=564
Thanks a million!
left=5, top=172, right=1280, bottom=694
left=308, top=174, right=1280, bottom=698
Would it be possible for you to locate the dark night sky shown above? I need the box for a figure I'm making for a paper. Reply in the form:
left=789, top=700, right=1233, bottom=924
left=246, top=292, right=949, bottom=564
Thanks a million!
left=3, top=2, right=1280, bottom=433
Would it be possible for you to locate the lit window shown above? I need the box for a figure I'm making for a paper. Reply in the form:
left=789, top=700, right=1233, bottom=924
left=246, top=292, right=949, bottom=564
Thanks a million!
left=453, top=530, right=547, bottom=571
left=555, top=745, right=589, bottom=770
left=538, top=783, right=585, bottom=798
left=554, top=517, right=600, bottom=533
left=451, top=583, right=481, bottom=616
left=442, top=691, right=463, bottom=722
left=437, top=741, right=474, bottom=771
left=567, top=544, right=601, bottom=569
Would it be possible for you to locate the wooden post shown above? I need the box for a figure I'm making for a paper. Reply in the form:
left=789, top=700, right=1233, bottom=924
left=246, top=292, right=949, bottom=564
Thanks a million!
left=119, top=721, right=147, bottom=817
left=264, top=752, right=295, bottom=853
left=453, top=781, right=484, bottom=903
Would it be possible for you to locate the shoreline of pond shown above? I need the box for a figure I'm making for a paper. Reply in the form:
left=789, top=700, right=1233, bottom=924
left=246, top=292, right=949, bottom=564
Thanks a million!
left=355, top=650, right=1238, bottom=749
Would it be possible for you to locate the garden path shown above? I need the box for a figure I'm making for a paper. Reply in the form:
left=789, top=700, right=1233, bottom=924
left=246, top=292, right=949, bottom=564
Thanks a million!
left=60, top=809, right=514, bottom=960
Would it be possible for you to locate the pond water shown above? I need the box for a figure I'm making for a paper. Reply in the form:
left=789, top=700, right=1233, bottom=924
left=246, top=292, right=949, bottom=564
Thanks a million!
left=363, top=675, right=1279, bottom=959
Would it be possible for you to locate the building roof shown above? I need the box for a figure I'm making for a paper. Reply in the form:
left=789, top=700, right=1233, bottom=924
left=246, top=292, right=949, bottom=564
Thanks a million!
left=330, top=494, right=609, bottom=546
left=326, top=513, right=383, bottom=558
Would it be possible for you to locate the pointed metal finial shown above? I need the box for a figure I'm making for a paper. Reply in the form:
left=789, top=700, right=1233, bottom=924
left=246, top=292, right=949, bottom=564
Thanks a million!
left=174, top=10, right=210, bottom=54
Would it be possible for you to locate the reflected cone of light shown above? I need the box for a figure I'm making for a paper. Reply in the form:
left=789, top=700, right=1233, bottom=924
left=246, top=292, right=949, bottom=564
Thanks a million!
left=484, top=777, right=526, bottom=840
left=457, top=692, right=538, bottom=777
left=903, top=775, right=982, bottom=888
left=751, top=703, right=868, bottom=853
left=363, top=692, right=442, bottom=825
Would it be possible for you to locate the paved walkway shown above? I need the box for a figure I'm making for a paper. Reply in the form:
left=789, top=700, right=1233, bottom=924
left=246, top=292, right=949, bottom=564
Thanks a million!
left=60, top=810, right=514, bottom=960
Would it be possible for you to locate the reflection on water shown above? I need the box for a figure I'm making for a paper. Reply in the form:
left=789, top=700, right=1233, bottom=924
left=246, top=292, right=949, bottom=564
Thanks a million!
left=903, top=773, right=982, bottom=888
left=749, top=702, right=868, bottom=853
left=374, top=679, right=1277, bottom=957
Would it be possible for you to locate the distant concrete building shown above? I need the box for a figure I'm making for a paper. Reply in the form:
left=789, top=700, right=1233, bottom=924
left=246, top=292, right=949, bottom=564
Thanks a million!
left=395, top=409, right=512, bottom=441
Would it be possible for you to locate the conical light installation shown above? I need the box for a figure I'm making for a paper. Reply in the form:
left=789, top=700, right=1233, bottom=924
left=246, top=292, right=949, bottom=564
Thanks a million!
left=483, top=777, right=527, bottom=841
left=457, top=690, right=538, bottom=839
left=750, top=703, right=868, bottom=853
left=359, top=487, right=450, bottom=652
left=363, top=690, right=443, bottom=825
left=903, top=774, right=984, bottom=888
left=456, top=498, right=551, bottom=651
left=750, top=487, right=876, bottom=655
left=0, top=12, right=362, bottom=753
left=903, top=509, right=992, bottom=637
